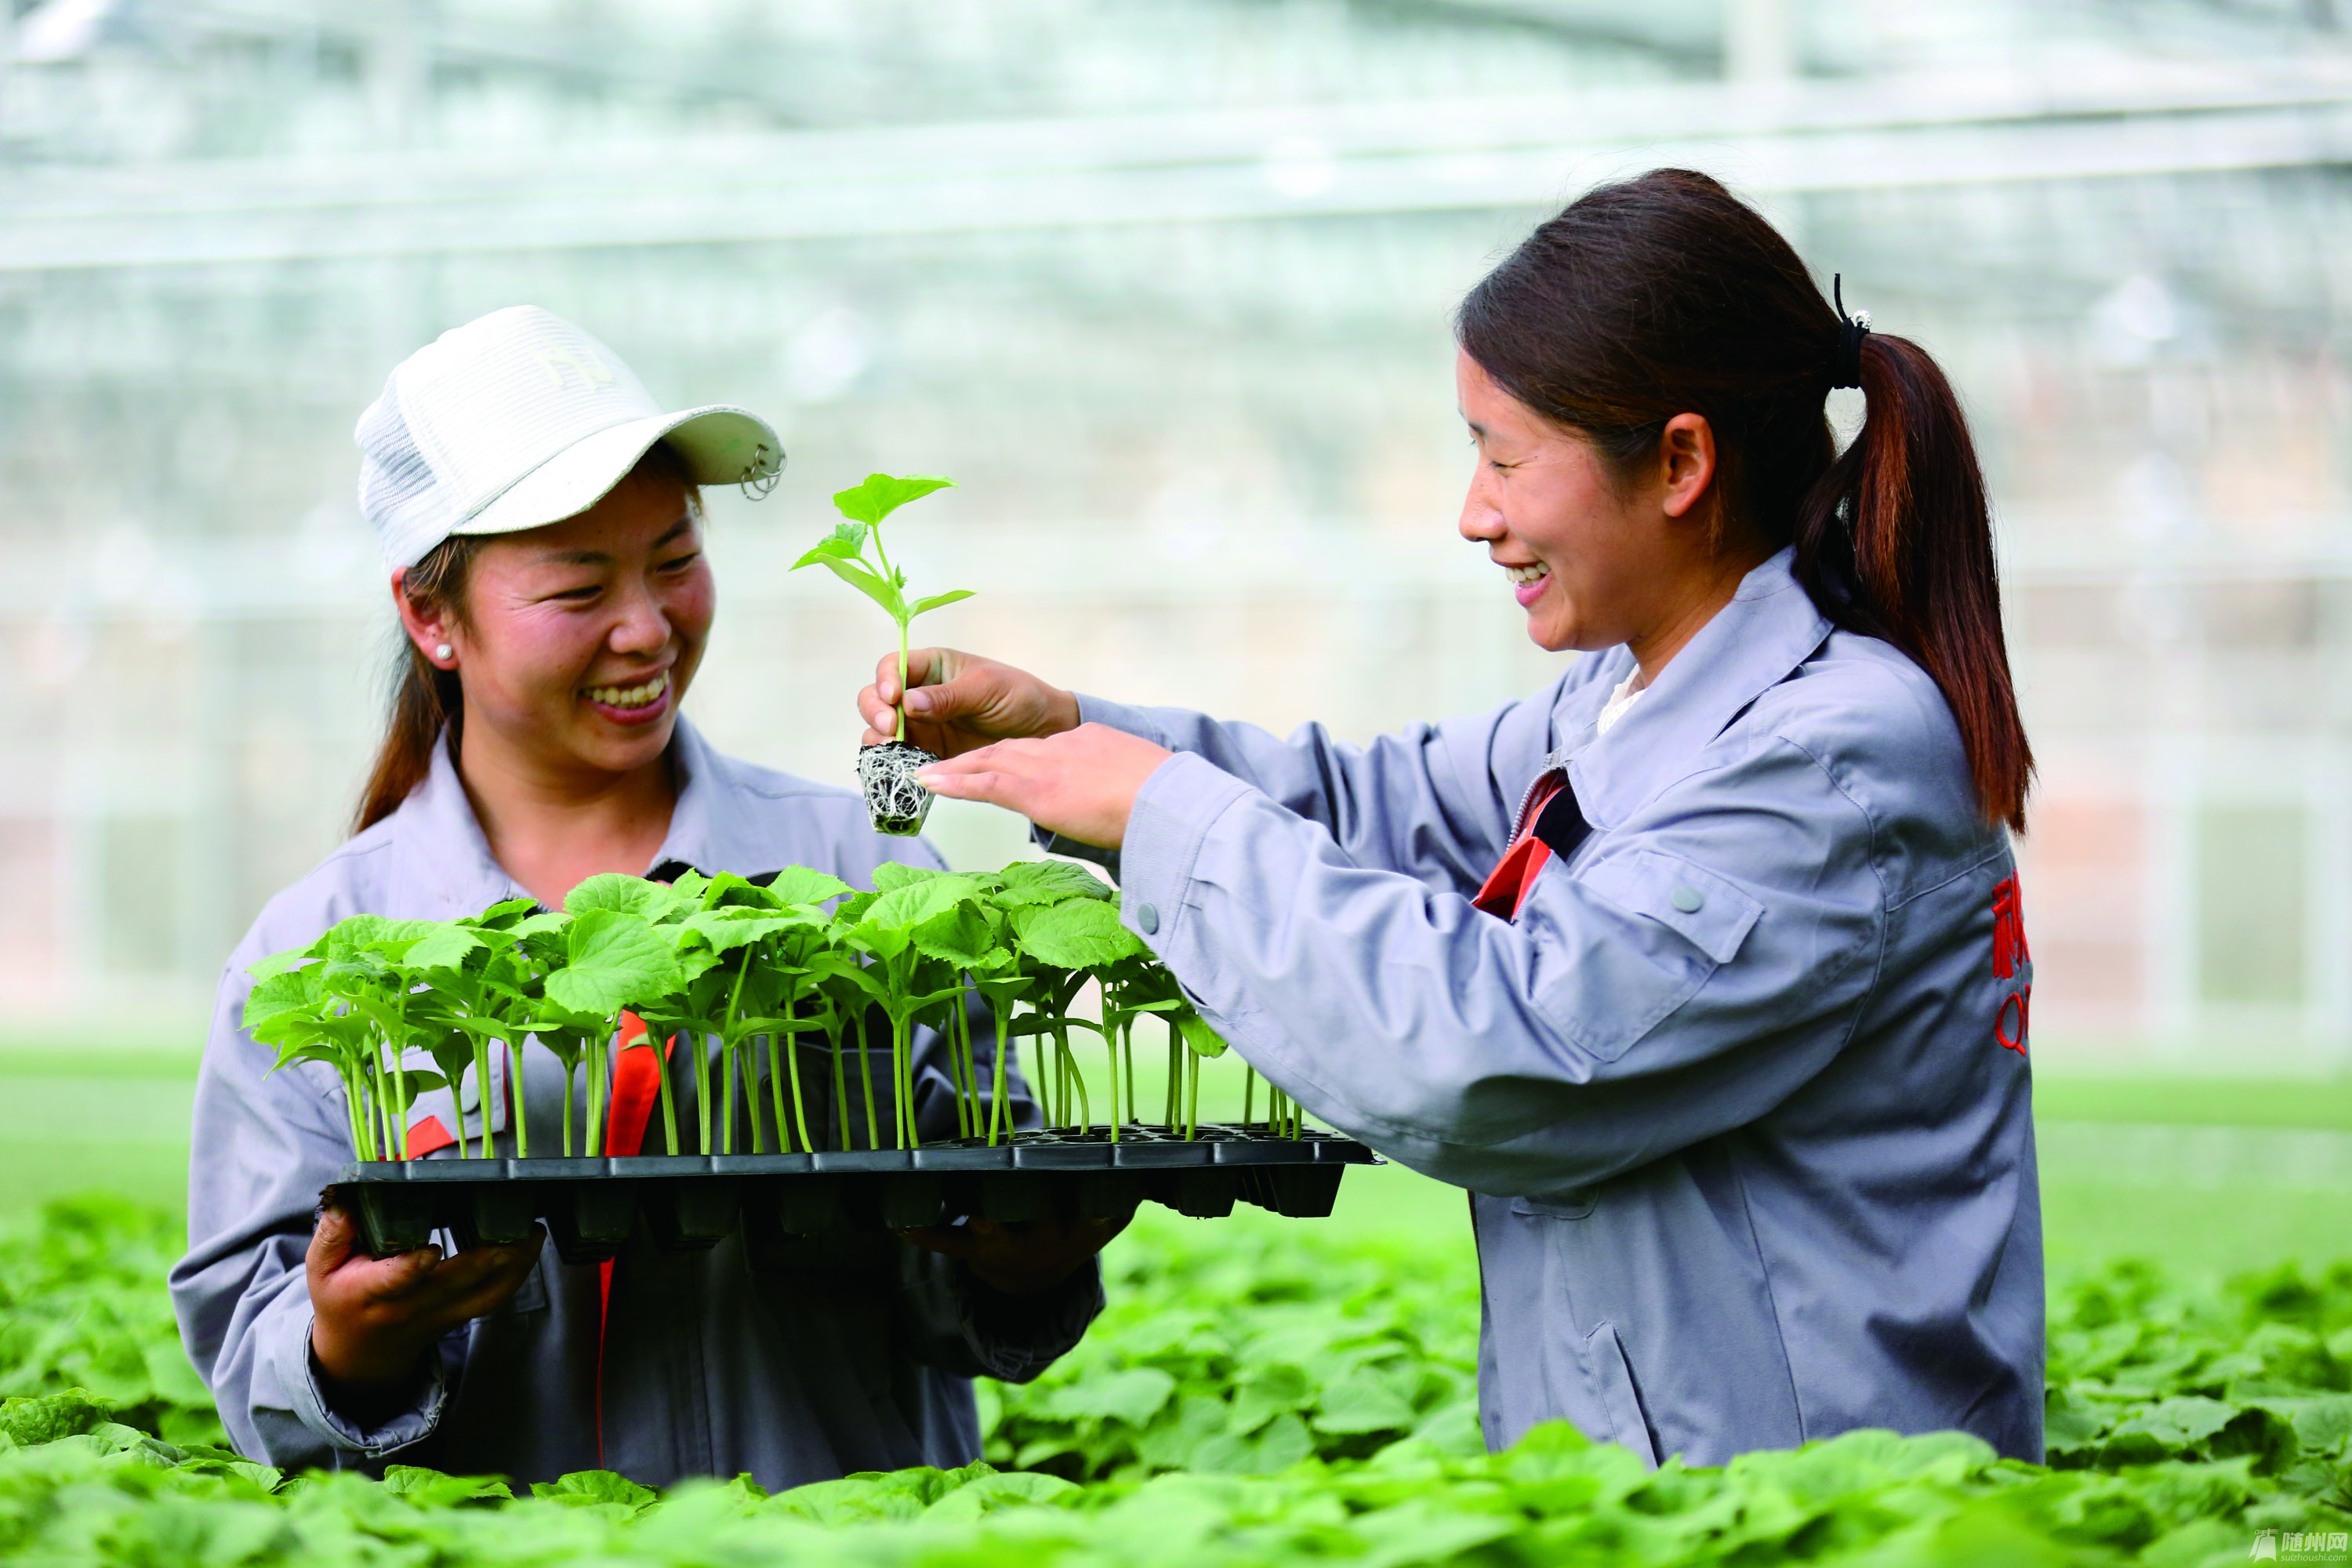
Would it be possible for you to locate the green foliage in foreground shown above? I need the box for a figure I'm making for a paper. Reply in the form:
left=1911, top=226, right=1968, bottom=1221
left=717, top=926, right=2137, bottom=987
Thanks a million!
left=2, top=1387, right=2343, bottom=1566
left=982, top=1224, right=1484, bottom=1477
left=0, top=1198, right=225, bottom=1449
left=1, top=1199, right=2347, bottom=1565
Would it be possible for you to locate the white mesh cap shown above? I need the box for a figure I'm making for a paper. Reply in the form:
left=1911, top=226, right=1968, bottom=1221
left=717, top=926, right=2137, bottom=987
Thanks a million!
left=356, top=306, right=783, bottom=568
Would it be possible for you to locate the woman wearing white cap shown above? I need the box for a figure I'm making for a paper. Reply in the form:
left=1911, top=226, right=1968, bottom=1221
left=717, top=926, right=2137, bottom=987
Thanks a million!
left=169, top=307, right=1114, bottom=1487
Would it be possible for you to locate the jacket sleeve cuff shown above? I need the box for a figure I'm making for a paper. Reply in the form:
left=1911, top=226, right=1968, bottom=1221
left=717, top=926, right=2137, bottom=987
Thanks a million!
left=955, top=1260, right=1105, bottom=1385
left=1113, top=752, right=1254, bottom=953
left=278, top=1308, right=447, bottom=1457
left=1073, top=692, right=1174, bottom=745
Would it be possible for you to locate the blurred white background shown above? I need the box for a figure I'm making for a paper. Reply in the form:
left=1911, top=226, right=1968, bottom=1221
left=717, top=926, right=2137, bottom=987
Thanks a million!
left=5, top=0, right=2352, bottom=1072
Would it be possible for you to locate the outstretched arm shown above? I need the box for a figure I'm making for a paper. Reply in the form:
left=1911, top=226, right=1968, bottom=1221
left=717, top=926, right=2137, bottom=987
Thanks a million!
left=867, top=646, right=1583, bottom=895
left=940, top=732, right=1886, bottom=1201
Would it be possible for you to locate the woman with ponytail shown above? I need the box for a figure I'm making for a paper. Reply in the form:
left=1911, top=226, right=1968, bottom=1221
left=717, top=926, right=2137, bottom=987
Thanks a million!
left=863, top=169, right=2043, bottom=1465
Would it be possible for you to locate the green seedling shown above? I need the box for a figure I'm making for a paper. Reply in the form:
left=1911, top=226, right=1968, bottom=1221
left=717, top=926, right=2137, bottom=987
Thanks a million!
left=964, top=953, right=1034, bottom=1147
left=979, top=861, right=1116, bottom=1133
left=1008, top=888, right=1142, bottom=1137
left=460, top=898, right=549, bottom=1158
left=241, top=858, right=1301, bottom=1167
left=791, top=473, right=969, bottom=746
left=397, top=906, right=535, bottom=1157
left=249, top=916, right=435, bottom=1160
left=800, top=953, right=884, bottom=1150
left=539, top=902, right=681, bottom=1157
left=746, top=927, right=855, bottom=1156
left=643, top=867, right=851, bottom=1155
left=245, top=955, right=380, bottom=1163
left=842, top=865, right=987, bottom=1150
left=906, top=898, right=1003, bottom=1142
left=1098, top=953, right=1169, bottom=1142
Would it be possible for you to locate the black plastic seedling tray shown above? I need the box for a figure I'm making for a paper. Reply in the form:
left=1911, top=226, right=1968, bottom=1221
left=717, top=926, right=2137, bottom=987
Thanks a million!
left=335, top=1127, right=1381, bottom=1262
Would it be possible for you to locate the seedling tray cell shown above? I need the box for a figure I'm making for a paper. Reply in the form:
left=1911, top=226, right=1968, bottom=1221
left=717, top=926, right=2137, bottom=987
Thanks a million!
left=1011, top=1142, right=1112, bottom=1170
left=332, top=1127, right=1378, bottom=1258
left=1168, top=1168, right=1238, bottom=1218
left=459, top=1183, right=540, bottom=1251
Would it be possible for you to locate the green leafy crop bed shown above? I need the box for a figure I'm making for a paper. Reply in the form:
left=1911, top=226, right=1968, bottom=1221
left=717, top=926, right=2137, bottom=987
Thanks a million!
left=2, top=1198, right=2348, bottom=1566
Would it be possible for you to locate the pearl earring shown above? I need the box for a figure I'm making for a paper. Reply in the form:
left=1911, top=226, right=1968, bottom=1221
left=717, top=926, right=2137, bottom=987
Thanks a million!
left=434, top=643, right=453, bottom=662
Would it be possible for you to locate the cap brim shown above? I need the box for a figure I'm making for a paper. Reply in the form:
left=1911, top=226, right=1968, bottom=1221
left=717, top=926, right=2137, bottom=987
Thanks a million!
left=456, top=405, right=782, bottom=540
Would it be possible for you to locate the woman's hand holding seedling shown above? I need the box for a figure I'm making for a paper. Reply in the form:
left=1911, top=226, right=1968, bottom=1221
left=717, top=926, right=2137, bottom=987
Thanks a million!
left=306, top=1200, right=542, bottom=1399
left=914, top=725, right=1173, bottom=851
left=855, top=641, right=1165, bottom=845
left=858, top=646, right=1079, bottom=757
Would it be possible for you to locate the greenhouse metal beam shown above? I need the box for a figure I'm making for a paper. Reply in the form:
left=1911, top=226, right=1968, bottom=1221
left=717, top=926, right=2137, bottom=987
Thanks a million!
left=5, top=64, right=2352, bottom=270
left=165, top=0, right=920, bottom=130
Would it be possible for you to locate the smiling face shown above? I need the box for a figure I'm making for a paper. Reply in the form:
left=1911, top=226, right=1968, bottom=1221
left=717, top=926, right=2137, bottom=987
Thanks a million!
left=1455, top=348, right=1742, bottom=667
left=396, top=456, right=713, bottom=789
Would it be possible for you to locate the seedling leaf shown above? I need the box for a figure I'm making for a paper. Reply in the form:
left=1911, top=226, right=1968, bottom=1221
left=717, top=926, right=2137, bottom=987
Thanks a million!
left=871, top=862, right=941, bottom=893
left=912, top=903, right=996, bottom=969
left=1173, top=1007, right=1229, bottom=1059
left=241, top=969, right=319, bottom=1032
left=248, top=942, right=320, bottom=981
left=862, top=875, right=982, bottom=938
left=810, top=554, right=905, bottom=619
left=328, top=915, right=440, bottom=953
left=763, top=866, right=852, bottom=907
left=909, top=590, right=975, bottom=617
left=404, top=924, right=488, bottom=975
left=545, top=910, right=680, bottom=1015
left=832, top=473, right=956, bottom=526
left=677, top=908, right=804, bottom=956
left=1012, top=898, right=1147, bottom=970
left=564, top=874, right=680, bottom=921
left=792, top=521, right=869, bottom=568
left=993, top=860, right=1114, bottom=908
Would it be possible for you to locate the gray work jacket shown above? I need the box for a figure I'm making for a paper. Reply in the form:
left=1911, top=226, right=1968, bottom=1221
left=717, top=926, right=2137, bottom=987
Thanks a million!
left=171, top=717, right=1099, bottom=1488
left=1065, top=548, right=2043, bottom=1466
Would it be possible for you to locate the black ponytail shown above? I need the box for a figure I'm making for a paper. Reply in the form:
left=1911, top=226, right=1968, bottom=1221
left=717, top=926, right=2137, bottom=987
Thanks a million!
left=1792, top=332, right=2031, bottom=829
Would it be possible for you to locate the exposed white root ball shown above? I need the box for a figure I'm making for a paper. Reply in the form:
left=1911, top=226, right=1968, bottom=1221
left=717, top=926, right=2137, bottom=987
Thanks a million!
left=858, top=741, right=938, bottom=837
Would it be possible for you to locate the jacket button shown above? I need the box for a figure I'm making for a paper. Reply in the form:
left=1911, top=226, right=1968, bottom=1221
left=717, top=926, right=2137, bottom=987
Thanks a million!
left=1670, top=886, right=1704, bottom=913
left=1134, top=902, right=1160, bottom=935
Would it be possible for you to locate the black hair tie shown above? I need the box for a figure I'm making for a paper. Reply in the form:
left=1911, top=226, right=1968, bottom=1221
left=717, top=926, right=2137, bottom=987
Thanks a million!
left=1831, top=274, right=1871, bottom=390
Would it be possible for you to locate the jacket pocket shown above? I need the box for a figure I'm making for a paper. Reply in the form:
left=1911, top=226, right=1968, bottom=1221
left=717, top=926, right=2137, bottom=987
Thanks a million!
left=1587, top=1322, right=1659, bottom=1468
left=1548, top=849, right=1766, bottom=1063
left=1577, top=848, right=1762, bottom=964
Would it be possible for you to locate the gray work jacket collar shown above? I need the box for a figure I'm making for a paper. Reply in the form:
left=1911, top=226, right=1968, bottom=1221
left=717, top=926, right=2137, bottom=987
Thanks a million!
left=386, top=714, right=749, bottom=916
left=1550, top=547, right=1834, bottom=832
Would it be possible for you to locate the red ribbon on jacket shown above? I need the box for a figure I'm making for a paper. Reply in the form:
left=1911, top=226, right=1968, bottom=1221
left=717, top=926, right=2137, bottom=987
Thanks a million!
left=1473, top=773, right=1566, bottom=921
left=594, top=1011, right=671, bottom=1468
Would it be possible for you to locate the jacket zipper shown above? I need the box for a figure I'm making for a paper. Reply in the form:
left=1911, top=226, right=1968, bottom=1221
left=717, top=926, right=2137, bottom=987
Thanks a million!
left=1507, top=764, right=1563, bottom=843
